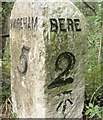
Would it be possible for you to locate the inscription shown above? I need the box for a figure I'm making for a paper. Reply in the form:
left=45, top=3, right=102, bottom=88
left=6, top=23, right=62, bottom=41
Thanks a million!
left=50, top=18, right=81, bottom=32
left=11, top=16, right=38, bottom=29
left=17, top=45, right=30, bottom=75
left=57, top=90, right=73, bottom=118
left=48, top=52, right=75, bottom=115
left=48, top=52, right=76, bottom=89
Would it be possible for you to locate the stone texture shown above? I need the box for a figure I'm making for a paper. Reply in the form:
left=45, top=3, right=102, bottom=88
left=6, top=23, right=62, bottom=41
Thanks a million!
left=10, top=0, right=87, bottom=118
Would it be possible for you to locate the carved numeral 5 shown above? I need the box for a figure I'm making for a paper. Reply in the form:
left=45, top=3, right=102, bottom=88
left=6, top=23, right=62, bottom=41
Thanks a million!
left=17, top=45, right=30, bottom=75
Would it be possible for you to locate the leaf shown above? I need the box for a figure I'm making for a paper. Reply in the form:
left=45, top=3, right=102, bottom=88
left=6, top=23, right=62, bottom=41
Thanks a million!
left=85, top=110, right=90, bottom=115
left=0, top=7, right=3, bottom=13
left=86, top=106, right=89, bottom=109
left=90, top=112, right=95, bottom=118
left=88, top=108, right=93, bottom=114
left=89, top=103, right=93, bottom=108
left=94, top=105, right=100, bottom=111
left=97, top=112, right=102, bottom=119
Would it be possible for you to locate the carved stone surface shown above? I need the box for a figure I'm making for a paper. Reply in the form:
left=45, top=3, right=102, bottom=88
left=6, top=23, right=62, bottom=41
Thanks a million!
left=10, top=0, right=87, bottom=118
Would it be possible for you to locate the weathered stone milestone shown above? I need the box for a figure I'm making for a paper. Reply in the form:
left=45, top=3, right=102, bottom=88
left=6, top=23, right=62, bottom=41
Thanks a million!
left=10, top=0, right=87, bottom=118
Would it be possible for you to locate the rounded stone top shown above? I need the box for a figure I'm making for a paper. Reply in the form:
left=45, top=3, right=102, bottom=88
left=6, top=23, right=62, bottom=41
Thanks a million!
left=11, top=0, right=86, bottom=21
left=11, top=0, right=87, bottom=34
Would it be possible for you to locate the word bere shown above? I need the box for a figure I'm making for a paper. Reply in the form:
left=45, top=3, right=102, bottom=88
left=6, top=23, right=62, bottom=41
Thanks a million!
left=50, top=18, right=81, bottom=32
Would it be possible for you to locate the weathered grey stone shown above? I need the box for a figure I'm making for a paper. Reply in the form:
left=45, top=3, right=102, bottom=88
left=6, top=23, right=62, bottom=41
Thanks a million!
left=10, top=0, right=87, bottom=118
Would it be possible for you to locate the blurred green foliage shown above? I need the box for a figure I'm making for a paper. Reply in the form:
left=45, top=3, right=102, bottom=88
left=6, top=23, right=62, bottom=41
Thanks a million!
left=76, top=1, right=102, bottom=100
left=1, top=2, right=14, bottom=107
left=75, top=2, right=102, bottom=119
left=85, top=103, right=103, bottom=119
left=2, top=2, right=14, bottom=16
left=2, top=40, right=10, bottom=103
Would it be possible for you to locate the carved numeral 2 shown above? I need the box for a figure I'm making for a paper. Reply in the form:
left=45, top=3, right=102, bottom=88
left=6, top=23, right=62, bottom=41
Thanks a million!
left=48, top=52, right=76, bottom=89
